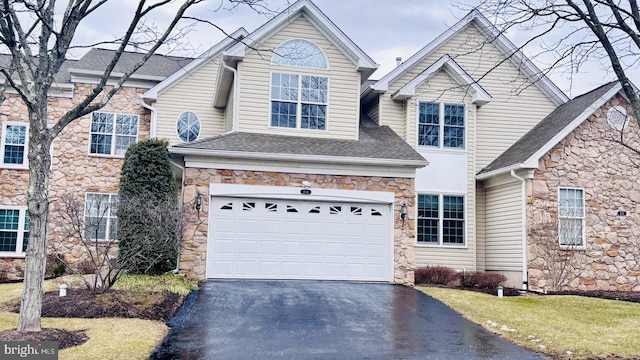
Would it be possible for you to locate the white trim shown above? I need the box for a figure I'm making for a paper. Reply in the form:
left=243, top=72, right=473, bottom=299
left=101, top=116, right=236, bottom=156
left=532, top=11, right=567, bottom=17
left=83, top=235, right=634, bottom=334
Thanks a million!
left=558, top=187, right=586, bottom=248
left=145, top=28, right=249, bottom=101
left=415, top=192, right=468, bottom=248
left=69, top=73, right=159, bottom=89
left=0, top=80, right=74, bottom=98
left=173, top=147, right=427, bottom=168
left=175, top=111, right=201, bottom=143
left=87, top=111, right=139, bottom=157
left=368, top=10, right=567, bottom=106
left=392, top=55, right=491, bottom=106
left=186, top=158, right=418, bottom=178
left=270, top=38, right=330, bottom=70
left=0, top=206, right=28, bottom=257
left=510, top=170, right=529, bottom=289
left=84, top=192, right=118, bottom=242
left=223, top=0, right=377, bottom=77
left=268, top=71, right=329, bottom=132
left=210, top=183, right=395, bottom=204
left=416, top=102, right=467, bottom=150
left=0, top=121, right=29, bottom=169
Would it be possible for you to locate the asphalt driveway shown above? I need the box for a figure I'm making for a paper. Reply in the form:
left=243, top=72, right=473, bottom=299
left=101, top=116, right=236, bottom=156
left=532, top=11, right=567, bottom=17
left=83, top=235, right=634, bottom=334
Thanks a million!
left=151, top=281, right=541, bottom=359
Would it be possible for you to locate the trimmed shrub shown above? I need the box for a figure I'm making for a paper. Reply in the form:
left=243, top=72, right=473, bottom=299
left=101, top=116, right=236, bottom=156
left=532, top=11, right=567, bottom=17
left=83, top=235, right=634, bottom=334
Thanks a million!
left=45, top=253, right=66, bottom=278
left=474, top=272, right=507, bottom=289
left=415, top=266, right=457, bottom=285
left=459, top=271, right=478, bottom=288
left=117, top=139, right=181, bottom=275
left=76, top=259, right=97, bottom=275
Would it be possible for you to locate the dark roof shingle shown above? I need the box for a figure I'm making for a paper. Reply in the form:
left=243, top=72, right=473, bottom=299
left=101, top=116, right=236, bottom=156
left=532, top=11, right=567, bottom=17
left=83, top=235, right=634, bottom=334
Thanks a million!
left=173, top=116, right=426, bottom=164
left=478, top=81, right=619, bottom=175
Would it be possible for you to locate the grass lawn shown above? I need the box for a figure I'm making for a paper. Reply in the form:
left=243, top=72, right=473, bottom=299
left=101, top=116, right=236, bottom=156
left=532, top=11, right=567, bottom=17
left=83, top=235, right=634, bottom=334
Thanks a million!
left=419, top=286, right=640, bottom=359
left=0, top=274, right=196, bottom=360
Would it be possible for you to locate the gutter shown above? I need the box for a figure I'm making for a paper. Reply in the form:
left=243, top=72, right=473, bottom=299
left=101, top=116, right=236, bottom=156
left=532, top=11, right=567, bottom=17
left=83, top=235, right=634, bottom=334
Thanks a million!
left=221, top=60, right=238, bottom=132
left=140, top=96, right=158, bottom=138
left=510, top=170, right=528, bottom=290
left=169, top=147, right=429, bottom=168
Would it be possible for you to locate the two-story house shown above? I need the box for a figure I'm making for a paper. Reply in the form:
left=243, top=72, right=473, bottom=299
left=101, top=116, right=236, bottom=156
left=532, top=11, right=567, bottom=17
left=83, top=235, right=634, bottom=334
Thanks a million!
left=3, top=0, right=640, bottom=291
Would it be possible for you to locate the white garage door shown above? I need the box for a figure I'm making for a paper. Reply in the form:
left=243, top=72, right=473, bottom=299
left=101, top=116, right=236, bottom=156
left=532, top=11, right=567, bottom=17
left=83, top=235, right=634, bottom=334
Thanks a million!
left=207, top=197, right=392, bottom=281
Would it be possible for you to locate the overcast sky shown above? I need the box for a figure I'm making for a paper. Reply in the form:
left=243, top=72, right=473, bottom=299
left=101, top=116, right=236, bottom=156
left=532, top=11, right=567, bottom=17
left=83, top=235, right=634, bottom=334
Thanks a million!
left=75, top=0, right=639, bottom=98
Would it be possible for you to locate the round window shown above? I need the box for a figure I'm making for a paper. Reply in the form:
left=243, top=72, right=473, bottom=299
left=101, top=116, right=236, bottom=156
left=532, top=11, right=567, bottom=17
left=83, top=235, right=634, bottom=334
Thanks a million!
left=607, top=106, right=628, bottom=132
left=176, top=111, right=200, bottom=142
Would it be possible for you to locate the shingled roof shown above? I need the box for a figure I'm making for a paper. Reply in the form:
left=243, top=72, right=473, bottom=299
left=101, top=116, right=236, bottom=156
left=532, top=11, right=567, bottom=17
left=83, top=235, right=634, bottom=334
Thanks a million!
left=478, top=81, right=620, bottom=177
left=171, top=116, right=427, bottom=167
left=70, top=48, right=193, bottom=78
left=0, top=54, right=77, bottom=84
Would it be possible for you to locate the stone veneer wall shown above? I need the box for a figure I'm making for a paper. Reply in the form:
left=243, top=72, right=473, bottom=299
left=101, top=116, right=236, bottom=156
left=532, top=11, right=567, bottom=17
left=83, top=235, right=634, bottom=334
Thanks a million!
left=0, top=85, right=150, bottom=280
left=527, top=94, right=640, bottom=291
left=179, top=168, right=417, bottom=285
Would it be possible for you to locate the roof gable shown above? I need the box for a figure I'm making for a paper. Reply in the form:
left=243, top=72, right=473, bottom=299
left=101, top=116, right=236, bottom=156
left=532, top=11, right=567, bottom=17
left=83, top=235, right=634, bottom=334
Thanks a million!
left=477, top=81, right=621, bottom=179
left=143, top=28, right=248, bottom=101
left=222, top=0, right=377, bottom=80
left=366, top=10, right=567, bottom=106
left=391, top=55, right=492, bottom=106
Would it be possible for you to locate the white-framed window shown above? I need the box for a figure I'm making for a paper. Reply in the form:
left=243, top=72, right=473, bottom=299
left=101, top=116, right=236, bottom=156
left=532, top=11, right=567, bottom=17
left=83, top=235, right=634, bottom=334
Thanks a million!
left=0, top=206, right=29, bottom=256
left=270, top=72, right=328, bottom=130
left=176, top=111, right=201, bottom=143
left=558, top=187, right=585, bottom=247
left=271, top=39, right=328, bottom=69
left=89, top=112, right=138, bottom=156
left=417, top=194, right=465, bottom=246
left=418, top=102, right=465, bottom=149
left=1, top=122, right=29, bottom=168
left=84, top=193, right=118, bottom=242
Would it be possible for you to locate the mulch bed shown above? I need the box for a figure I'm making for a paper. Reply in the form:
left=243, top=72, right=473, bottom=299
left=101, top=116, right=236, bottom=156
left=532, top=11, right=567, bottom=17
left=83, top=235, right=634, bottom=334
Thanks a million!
left=0, top=289, right=184, bottom=350
left=0, top=328, right=88, bottom=350
left=547, top=290, right=640, bottom=303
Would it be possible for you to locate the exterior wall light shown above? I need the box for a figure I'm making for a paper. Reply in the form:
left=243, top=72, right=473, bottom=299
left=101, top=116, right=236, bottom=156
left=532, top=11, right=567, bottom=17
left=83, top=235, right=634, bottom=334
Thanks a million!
left=400, top=204, right=408, bottom=222
left=195, top=194, right=202, bottom=212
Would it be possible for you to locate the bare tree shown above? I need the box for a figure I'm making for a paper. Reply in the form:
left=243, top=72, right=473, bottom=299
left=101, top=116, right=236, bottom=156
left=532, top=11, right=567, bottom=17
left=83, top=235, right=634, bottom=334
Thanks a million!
left=55, top=194, right=186, bottom=294
left=468, top=1, right=640, bottom=150
left=529, top=212, right=584, bottom=291
left=0, top=0, right=263, bottom=333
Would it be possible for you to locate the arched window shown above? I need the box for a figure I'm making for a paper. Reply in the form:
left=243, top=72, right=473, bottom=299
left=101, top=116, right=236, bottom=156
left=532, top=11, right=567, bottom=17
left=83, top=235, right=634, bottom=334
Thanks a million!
left=176, top=111, right=200, bottom=142
left=271, top=39, right=328, bottom=69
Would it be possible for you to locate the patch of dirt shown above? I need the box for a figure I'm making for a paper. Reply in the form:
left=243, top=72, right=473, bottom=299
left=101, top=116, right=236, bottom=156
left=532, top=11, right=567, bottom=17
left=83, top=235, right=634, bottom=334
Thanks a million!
left=11, top=289, right=184, bottom=321
left=1, top=289, right=184, bottom=349
left=547, top=290, right=640, bottom=303
left=0, top=328, right=88, bottom=350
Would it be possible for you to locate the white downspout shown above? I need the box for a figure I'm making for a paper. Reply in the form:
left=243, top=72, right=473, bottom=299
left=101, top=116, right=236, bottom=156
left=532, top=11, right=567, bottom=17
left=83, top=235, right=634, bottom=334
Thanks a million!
left=511, top=170, right=528, bottom=290
left=169, top=159, right=186, bottom=274
left=140, top=96, right=158, bottom=138
left=222, top=61, right=238, bottom=132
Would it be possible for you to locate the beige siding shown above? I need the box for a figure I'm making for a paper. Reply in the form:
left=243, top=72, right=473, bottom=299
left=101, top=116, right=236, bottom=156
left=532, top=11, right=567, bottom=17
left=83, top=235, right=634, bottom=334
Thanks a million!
left=365, top=98, right=379, bottom=123
left=413, top=70, right=477, bottom=271
left=224, top=82, right=235, bottom=133
left=382, top=24, right=557, bottom=169
left=235, top=15, right=360, bottom=140
left=154, top=56, right=226, bottom=144
left=476, top=184, right=486, bottom=270
left=484, top=180, right=523, bottom=271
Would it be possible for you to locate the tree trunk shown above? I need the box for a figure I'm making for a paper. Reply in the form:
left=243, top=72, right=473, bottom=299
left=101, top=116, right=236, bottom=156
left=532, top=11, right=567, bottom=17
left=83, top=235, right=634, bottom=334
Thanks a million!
left=17, top=111, right=52, bottom=333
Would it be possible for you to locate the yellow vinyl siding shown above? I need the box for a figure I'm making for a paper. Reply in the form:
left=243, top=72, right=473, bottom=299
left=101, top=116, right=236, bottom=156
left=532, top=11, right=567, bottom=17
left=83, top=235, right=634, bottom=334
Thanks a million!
left=382, top=23, right=557, bottom=169
left=235, top=15, right=360, bottom=140
left=413, top=71, right=477, bottom=272
left=154, top=56, right=225, bottom=144
left=484, top=181, right=523, bottom=271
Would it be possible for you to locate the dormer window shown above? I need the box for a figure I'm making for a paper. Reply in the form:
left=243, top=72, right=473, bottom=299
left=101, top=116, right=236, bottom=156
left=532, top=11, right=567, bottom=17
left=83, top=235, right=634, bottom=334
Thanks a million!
left=271, top=39, right=328, bottom=69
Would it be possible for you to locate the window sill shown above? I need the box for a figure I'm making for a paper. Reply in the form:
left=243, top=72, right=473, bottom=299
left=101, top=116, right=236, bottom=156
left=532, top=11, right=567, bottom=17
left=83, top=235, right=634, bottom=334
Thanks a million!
left=0, top=253, right=26, bottom=258
left=415, top=243, right=468, bottom=250
left=88, top=153, right=125, bottom=159
left=0, top=164, right=29, bottom=170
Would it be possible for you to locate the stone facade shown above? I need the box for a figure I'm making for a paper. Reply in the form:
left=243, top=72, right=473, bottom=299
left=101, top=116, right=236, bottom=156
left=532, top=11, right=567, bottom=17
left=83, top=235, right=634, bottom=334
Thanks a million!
left=0, top=85, right=150, bottom=280
left=179, top=168, right=417, bottom=285
left=527, top=94, right=640, bottom=291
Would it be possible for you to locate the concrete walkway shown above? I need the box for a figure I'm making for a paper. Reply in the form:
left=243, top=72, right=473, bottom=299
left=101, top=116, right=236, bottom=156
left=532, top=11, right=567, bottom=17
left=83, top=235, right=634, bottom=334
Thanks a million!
left=151, top=281, right=541, bottom=359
